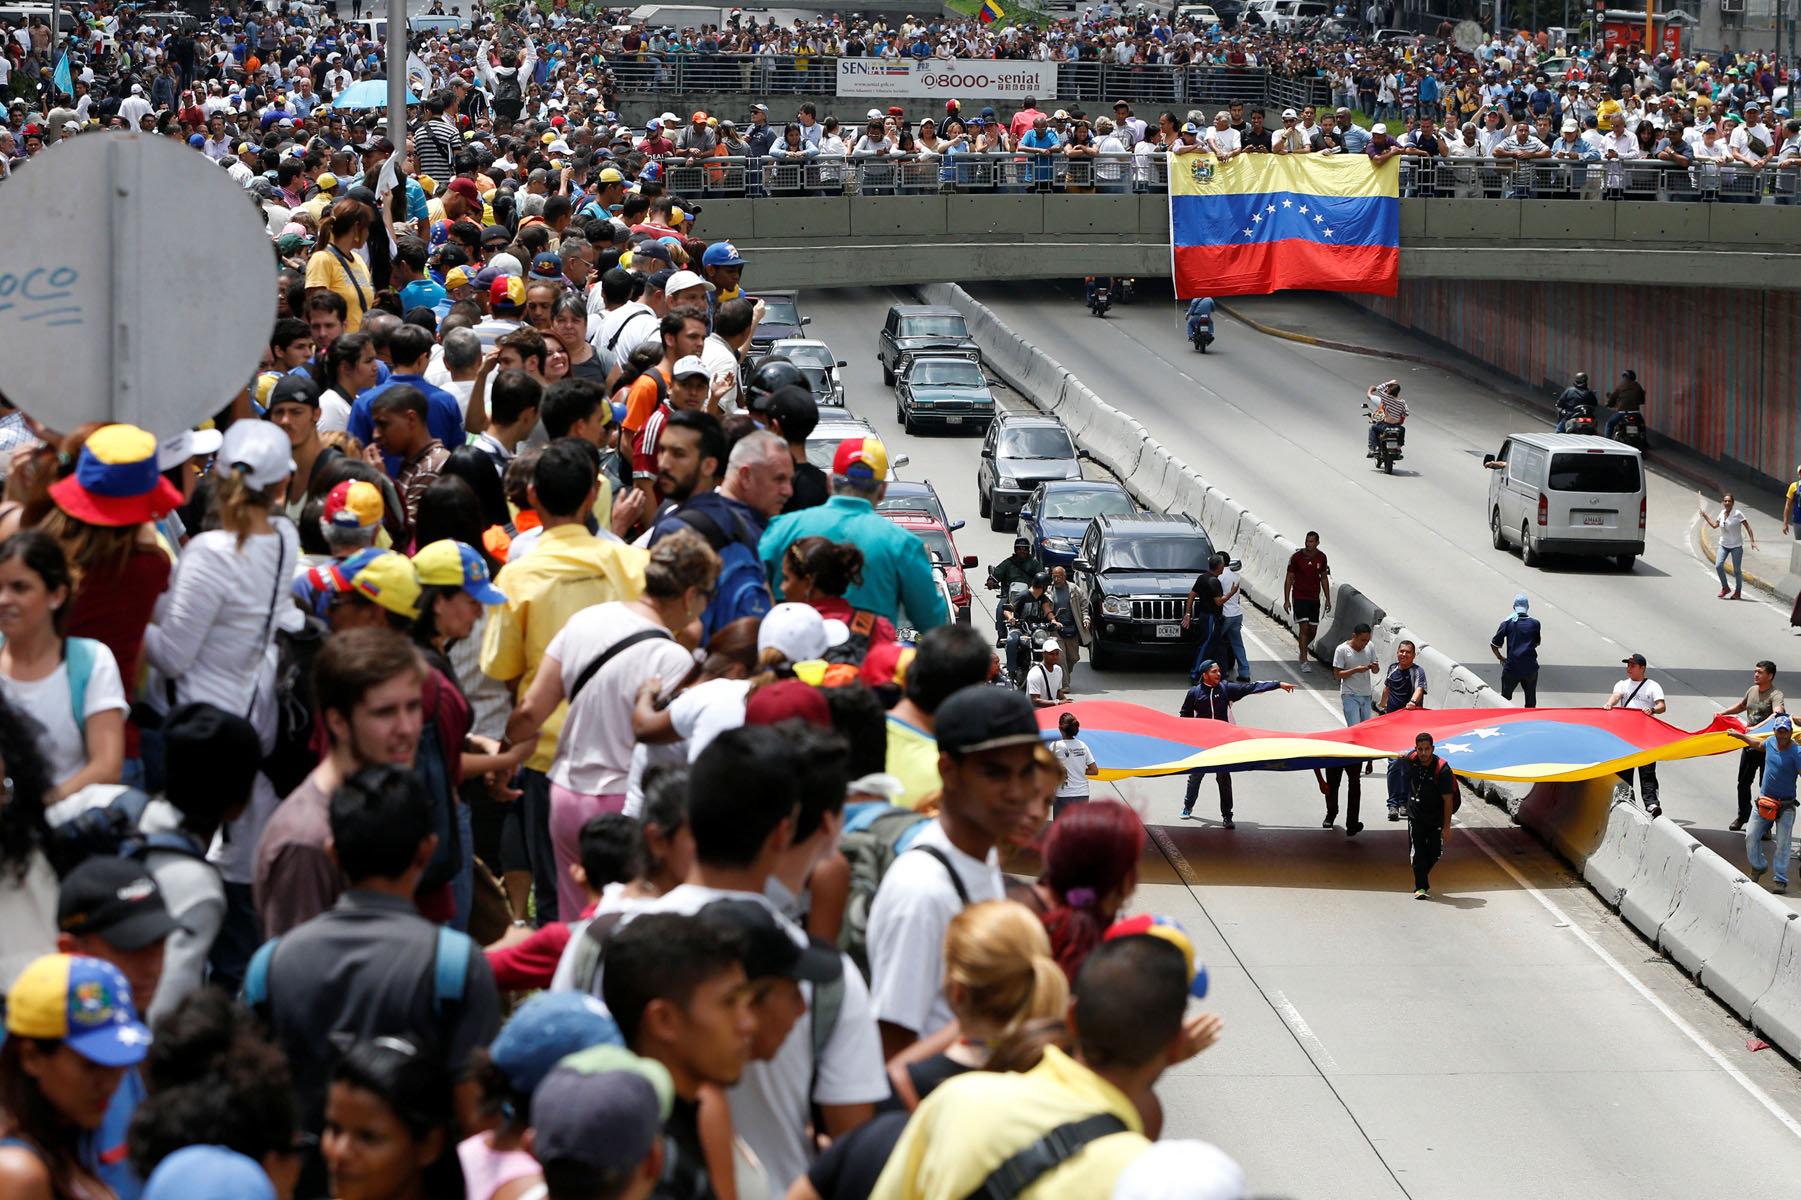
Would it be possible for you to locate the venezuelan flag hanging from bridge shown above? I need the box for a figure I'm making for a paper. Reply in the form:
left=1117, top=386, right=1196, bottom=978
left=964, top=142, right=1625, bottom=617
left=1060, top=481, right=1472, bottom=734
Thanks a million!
left=1038, top=701, right=1750, bottom=784
left=1170, top=153, right=1400, bottom=299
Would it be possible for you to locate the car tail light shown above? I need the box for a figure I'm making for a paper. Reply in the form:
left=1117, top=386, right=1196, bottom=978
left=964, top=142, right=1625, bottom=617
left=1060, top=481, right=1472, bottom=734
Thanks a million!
left=1639, top=496, right=1646, bottom=531
left=1537, top=493, right=1548, bottom=526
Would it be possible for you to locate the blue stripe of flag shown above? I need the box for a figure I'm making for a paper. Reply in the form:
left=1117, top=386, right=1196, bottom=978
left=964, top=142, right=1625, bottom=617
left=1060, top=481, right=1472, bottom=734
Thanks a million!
left=1172, top=190, right=1398, bottom=251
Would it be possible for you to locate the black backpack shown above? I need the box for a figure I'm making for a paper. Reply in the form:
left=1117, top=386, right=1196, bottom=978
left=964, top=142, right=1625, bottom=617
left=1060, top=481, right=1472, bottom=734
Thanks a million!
left=48, top=788, right=209, bottom=877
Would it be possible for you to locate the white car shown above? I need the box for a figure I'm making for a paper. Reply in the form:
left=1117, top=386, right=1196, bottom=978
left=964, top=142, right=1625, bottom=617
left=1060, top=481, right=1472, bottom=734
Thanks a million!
left=768, top=338, right=847, bottom=407
left=1176, top=3, right=1221, bottom=23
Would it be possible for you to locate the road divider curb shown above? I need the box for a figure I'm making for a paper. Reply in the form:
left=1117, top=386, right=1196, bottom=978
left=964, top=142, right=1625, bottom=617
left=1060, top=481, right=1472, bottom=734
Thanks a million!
left=924, top=281, right=1795, bottom=1042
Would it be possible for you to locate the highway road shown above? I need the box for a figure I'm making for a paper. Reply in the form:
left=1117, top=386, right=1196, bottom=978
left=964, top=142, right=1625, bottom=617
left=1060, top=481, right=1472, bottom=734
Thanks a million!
left=799, top=284, right=1801, bottom=1199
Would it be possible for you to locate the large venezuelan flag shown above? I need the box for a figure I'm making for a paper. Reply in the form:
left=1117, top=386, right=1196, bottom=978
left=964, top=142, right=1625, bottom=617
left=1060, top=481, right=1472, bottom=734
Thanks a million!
left=1169, top=153, right=1400, bottom=298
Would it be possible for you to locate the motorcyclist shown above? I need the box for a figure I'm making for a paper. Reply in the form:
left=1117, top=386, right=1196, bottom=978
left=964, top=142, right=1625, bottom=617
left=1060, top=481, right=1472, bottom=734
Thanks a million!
left=1604, top=369, right=1646, bottom=438
left=1555, top=371, right=1600, bottom=432
left=1186, top=296, right=1216, bottom=343
left=1084, top=276, right=1113, bottom=309
left=1003, top=572, right=1057, bottom=683
left=987, top=535, right=1043, bottom=637
left=1366, top=379, right=1407, bottom=457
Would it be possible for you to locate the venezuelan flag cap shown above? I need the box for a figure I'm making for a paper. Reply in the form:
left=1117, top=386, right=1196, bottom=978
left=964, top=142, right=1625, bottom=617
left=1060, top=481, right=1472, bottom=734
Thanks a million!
left=6, top=953, right=152, bottom=1066
left=491, top=274, right=527, bottom=313
left=413, top=539, right=508, bottom=605
left=307, top=547, right=421, bottom=619
left=50, top=424, right=185, bottom=528
left=831, top=437, right=887, bottom=482
left=1104, top=913, right=1209, bottom=998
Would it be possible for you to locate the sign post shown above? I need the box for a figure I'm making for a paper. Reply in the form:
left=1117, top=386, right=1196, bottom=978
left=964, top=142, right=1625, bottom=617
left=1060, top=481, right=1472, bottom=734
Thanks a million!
left=389, top=0, right=408, bottom=149
left=0, top=134, right=275, bottom=436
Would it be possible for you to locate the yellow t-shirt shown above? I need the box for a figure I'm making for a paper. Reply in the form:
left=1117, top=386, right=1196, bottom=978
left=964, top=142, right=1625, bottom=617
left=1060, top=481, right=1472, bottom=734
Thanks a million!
left=885, top=715, right=940, bottom=809
left=304, top=246, right=373, bottom=331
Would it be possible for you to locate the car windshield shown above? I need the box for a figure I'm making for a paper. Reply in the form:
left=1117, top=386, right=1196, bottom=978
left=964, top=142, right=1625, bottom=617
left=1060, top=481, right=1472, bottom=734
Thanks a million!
left=1548, top=452, right=1641, bottom=493
left=779, top=344, right=833, bottom=368
left=759, top=297, right=800, bottom=325
left=796, top=366, right=832, bottom=392
left=910, top=361, right=983, bottom=387
left=1041, top=489, right=1136, bottom=520
left=1000, top=427, right=1076, bottom=460
left=898, top=316, right=969, bottom=339
left=806, top=428, right=874, bottom=469
left=878, top=492, right=946, bottom=523
left=907, top=528, right=955, bottom=564
left=1101, top=535, right=1211, bottom=573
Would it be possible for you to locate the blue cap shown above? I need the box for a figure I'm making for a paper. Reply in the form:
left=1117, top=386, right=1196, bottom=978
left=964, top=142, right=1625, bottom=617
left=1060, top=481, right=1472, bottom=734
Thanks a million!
left=490, top=992, right=622, bottom=1097
left=1194, top=659, right=1218, bottom=676
left=530, top=252, right=563, bottom=279
left=188, top=133, right=206, bottom=147
left=1776, top=714, right=1794, bottom=733
left=703, top=240, right=746, bottom=268
left=1513, top=593, right=1529, bottom=612
left=144, top=1146, right=276, bottom=1200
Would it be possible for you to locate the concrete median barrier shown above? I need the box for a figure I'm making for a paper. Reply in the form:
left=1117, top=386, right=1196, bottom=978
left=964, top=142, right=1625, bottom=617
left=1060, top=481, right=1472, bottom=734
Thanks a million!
left=1515, top=778, right=1616, bottom=869
left=1702, top=889, right=1796, bottom=1021
left=1750, top=918, right=1801, bottom=1058
left=1581, top=801, right=1652, bottom=909
left=1310, top=584, right=1385, bottom=665
left=1660, top=850, right=1750, bottom=978
left=1619, top=817, right=1700, bottom=941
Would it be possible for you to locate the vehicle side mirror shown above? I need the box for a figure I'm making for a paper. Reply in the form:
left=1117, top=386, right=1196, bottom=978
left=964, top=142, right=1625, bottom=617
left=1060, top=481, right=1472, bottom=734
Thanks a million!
left=980, top=447, right=993, bottom=458
left=1229, top=559, right=1243, bottom=571
left=1076, top=449, right=1093, bottom=461
left=836, top=360, right=847, bottom=368
left=1072, top=557, right=1093, bottom=572
left=801, top=317, right=813, bottom=325
left=963, top=554, right=979, bottom=568
left=949, top=520, right=966, bottom=532
left=1482, top=453, right=1496, bottom=466
left=1019, top=507, right=1034, bottom=521
left=890, top=453, right=909, bottom=471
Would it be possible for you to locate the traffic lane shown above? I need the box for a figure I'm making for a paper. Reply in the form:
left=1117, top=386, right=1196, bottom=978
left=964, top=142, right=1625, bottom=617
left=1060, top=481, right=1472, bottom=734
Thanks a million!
left=807, top=286, right=1801, bottom=1197
left=966, top=284, right=1782, bottom=823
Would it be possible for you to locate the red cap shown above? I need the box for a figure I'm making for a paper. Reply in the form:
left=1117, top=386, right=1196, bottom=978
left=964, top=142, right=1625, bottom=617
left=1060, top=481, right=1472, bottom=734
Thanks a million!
left=744, top=679, right=830, bottom=728
left=446, top=176, right=480, bottom=204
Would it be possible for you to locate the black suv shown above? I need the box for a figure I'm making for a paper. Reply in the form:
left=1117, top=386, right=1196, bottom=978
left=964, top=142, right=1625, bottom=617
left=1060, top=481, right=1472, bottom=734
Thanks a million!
left=878, top=304, right=980, bottom=385
left=1070, top=513, right=1218, bottom=670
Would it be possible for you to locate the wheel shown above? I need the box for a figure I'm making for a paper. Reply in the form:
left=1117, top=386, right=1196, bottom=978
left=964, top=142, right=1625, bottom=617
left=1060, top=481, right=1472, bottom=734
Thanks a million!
left=978, top=487, right=991, bottom=519
left=882, top=362, right=894, bottom=386
left=1521, top=523, right=1541, bottom=567
left=990, top=509, right=1008, bottom=532
left=895, top=395, right=906, bottom=426
left=1383, top=455, right=1394, bottom=474
left=1200, top=340, right=1208, bottom=353
left=903, top=408, right=918, bottom=436
left=1090, top=639, right=1113, bottom=672
left=1491, top=508, right=1507, bottom=550
left=956, top=604, right=971, bottom=624
left=1616, top=554, right=1636, bottom=571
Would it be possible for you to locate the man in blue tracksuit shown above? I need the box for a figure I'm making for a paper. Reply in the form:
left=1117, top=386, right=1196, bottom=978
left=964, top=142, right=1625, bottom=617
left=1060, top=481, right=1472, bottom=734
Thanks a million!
left=1489, top=592, right=1542, bottom=707
left=1178, top=661, right=1293, bottom=826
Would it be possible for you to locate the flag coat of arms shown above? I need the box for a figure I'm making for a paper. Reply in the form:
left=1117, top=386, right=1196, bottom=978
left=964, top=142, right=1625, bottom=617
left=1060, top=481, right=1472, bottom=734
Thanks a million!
left=1170, top=153, right=1400, bottom=298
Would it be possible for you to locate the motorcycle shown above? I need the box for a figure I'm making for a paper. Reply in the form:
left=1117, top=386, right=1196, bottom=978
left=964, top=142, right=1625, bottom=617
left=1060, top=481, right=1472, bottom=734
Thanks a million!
left=1189, top=314, right=1215, bottom=353
left=1362, top=403, right=1404, bottom=474
left=1000, top=623, right=1055, bottom=692
left=1117, top=278, right=1138, bottom=304
left=1558, top=404, right=1599, bottom=437
left=1608, top=408, right=1648, bottom=451
left=1089, top=282, right=1112, bottom=318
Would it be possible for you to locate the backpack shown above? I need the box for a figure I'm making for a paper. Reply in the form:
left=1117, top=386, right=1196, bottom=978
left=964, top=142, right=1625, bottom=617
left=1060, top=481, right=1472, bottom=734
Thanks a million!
left=47, top=787, right=210, bottom=877
left=242, top=924, right=472, bottom=1016
left=668, top=505, right=772, bottom=640
left=262, top=613, right=329, bottom=799
left=837, top=806, right=968, bottom=980
left=414, top=672, right=463, bottom=896
left=822, top=610, right=880, bottom=668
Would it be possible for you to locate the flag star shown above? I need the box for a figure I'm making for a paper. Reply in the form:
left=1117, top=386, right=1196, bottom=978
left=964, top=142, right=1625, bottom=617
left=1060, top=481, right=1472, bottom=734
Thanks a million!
left=1267, top=203, right=1277, bottom=212
left=1314, top=213, right=1324, bottom=223
left=1440, top=742, right=1473, bottom=754
left=1471, top=727, right=1503, bottom=739
left=1323, top=228, right=1334, bottom=237
left=1243, top=227, right=1254, bottom=237
left=1281, top=199, right=1292, bottom=208
left=1298, top=204, right=1308, bottom=214
left=1253, top=211, right=1262, bottom=222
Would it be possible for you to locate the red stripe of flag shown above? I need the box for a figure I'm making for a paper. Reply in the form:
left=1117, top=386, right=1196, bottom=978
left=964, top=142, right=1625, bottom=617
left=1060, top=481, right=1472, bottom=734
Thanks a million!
left=1173, top=240, right=1398, bottom=299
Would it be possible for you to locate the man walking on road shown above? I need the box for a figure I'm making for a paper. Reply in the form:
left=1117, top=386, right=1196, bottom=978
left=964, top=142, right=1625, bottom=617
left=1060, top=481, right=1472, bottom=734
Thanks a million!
left=1398, top=731, right=1458, bottom=898
left=1182, top=555, right=1226, bottom=683
left=1377, top=640, right=1429, bottom=821
left=1178, top=661, right=1293, bottom=826
left=1217, top=555, right=1248, bottom=682
left=1732, top=714, right=1801, bottom=894
left=1605, top=653, right=1667, bottom=817
left=1325, top=622, right=1381, bottom=834
left=1490, top=593, right=1542, bottom=707
left=1721, top=661, right=1785, bottom=831
left=1284, top=531, right=1331, bottom=673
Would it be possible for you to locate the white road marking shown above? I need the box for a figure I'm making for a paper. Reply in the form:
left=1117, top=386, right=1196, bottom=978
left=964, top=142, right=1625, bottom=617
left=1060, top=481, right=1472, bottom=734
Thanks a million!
left=1271, top=989, right=1340, bottom=1072
left=1464, top=826, right=1801, bottom=1142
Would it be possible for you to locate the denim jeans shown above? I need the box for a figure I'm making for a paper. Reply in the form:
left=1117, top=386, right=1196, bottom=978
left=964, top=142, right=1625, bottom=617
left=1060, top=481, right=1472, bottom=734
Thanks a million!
left=516, top=768, right=559, bottom=927
left=1341, top=693, right=1373, bottom=727
left=1222, top=614, right=1247, bottom=679
left=449, top=800, right=474, bottom=933
left=1717, top=544, right=1745, bottom=592
left=1188, top=615, right=1216, bottom=680
left=1747, top=801, right=1797, bottom=885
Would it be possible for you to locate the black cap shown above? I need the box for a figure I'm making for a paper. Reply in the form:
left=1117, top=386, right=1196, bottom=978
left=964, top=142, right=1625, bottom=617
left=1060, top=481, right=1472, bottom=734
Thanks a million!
left=645, top=268, right=677, bottom=292
left=1623, top=653, right=1648, bottom=667
left=935, top=686, right=1042, bottom=756
left=700, top=899, right=842, bottom=983
left=58, top=855, right=178, bottom=950
left=761, top=385, right=817, bottom=433
left=268, top=373, right=321, bottom=410
left=482, top=223, right=512, bottom=246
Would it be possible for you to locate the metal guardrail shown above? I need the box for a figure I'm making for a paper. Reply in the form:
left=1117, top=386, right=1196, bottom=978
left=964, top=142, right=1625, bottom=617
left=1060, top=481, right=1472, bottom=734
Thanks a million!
left=607, top=55, right=1334, bottom=110
left=647, top=153, right=1801, bottom=202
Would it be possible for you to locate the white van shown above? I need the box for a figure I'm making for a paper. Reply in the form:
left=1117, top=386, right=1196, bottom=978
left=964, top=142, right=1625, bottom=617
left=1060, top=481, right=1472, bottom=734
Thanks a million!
left=1484, top=433, right=1646, bottom=569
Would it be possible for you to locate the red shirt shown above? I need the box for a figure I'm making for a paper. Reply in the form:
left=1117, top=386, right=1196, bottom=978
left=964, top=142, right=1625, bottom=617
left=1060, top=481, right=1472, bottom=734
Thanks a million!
left=1287, top=549, right=1328, bottom=600
left=66, top=548, right=171, bottom=758
left=632, top=402, right=672, bottom=485
left=484, top=899, right=597, bottom=991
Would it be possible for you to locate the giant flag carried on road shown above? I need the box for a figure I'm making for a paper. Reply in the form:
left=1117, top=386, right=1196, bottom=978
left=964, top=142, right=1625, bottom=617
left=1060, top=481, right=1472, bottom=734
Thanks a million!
left=1039, top=702, right=1753, bottom=784
left=1170, top=152, right=1399, bottom=298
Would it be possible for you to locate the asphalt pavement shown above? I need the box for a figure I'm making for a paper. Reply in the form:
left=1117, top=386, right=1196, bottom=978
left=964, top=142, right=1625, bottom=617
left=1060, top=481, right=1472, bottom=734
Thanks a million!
left=801, top=285, right=1801, bottom=1198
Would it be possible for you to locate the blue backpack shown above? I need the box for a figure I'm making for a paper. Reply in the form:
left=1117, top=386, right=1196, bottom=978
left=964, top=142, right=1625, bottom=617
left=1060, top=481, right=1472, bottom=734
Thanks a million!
left=0, top=635, right=99, bottom=735
left=667, top=506, right=772, bottom=640
left=242, top=924, right=473, bottom=1017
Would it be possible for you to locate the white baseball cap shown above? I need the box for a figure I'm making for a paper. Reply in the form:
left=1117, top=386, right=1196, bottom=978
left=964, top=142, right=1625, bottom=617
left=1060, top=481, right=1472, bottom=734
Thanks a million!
left=664, top=269, right=715, bottom=296
left=671, top=355, right=710, bottom=381
left=758, top=603, right=848, bottom=662
left=157, top=427, right=224, bottom=471
left=219, top=419, right=294, bottom=489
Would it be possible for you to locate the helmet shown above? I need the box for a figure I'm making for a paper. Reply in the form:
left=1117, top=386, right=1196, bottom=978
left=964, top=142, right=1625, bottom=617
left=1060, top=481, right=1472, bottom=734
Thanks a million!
left=1012, top=536, right=1031, bottom=550
left=1033, top=572, right=1051, bottom=588
left=1573, top=372, right=1588, bottom=386
left=1622, top=369, right=1636, bottom=380
left=744, top=358, right=806, bottom=411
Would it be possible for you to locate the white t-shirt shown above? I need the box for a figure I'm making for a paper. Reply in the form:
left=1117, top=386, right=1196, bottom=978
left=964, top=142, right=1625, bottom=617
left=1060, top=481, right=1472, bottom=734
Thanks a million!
left=594, top=302, right=658, bottom=359
left=866, top=820, right=1003, bottom=1037
left=1025, top=661, right=1064, bottom=703
left=1718, top=508, right=1748, bottom=549
left=0, top=643, right=128, bottom=787
left=700, top=334, right=742, bottom=415
left=1612, top=676, right=1665, bottom=714
left=671, top=677, right=751, bottom=759
left=1051, top=736, right=1095, bottom=797
left=1333, top=641, right=1378, bottom=699
left=1218, top=566, right=1243, bottom=618
left=318, top=386, right=353, bottom=434
left=545, top=603, right=697, bottom=796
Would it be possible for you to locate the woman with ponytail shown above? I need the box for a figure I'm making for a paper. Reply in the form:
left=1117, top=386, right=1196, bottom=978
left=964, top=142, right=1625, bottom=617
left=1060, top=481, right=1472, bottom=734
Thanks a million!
left=305, top=197, right=375, bottom=332
left=1036, top=799, right=1144, bottom=983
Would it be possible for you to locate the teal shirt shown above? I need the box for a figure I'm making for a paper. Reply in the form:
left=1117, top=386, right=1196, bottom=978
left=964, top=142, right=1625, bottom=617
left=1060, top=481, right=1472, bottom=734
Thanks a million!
left=758, top=495, right=950, bottom=631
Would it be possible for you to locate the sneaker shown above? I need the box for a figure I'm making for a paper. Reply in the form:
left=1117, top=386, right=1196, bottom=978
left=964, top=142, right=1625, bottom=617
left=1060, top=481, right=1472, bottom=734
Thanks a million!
left=1776, top=882, right=1789, bottom=895
left=1734, top=592, right=1743, bottom=600
left=1730, top=818, right=1747, bottom=832
left=1181, top=807, right=1194, bottom=820
left=1300, top=661, right=1313, bottom=674
left=1235, top=675, right=1251, bottom=684
left=1647, top=804, right=1663, bottom=818
left=1414, top=888, right=1428, bottom=899
left=1387, top=809, right=1402, bottom=822
left=1751, top=862, right=1768, bottom=884
left=1367, top=450, right=1377, bottom=458
left=1347, top=822, right=1364, bottom=837
left=1719, top=588, right=1731, bottom=599
left=1321, top=817, right=1336, bottom=829
left=1221, top=820, right=1236, bottom=830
